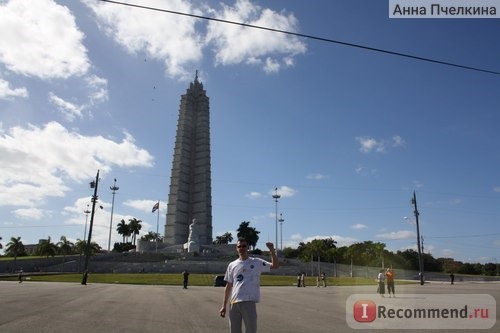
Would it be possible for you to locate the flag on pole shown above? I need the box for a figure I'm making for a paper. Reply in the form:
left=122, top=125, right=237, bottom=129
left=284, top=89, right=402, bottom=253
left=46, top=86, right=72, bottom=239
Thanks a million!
left=152, top=201, right=159, bottom=213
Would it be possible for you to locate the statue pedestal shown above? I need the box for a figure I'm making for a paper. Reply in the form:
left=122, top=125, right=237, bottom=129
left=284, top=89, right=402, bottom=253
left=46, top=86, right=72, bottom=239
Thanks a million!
left=183, top=241, right=200, bottom=253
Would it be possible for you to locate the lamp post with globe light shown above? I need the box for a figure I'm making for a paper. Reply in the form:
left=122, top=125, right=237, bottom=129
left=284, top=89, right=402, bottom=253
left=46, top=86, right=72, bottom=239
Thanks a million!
left=278, top=213, right=284, bottom=251
left=108, top=179, right=119, bottom=252
left=272, top=188, right=281, bottom=249
left=83, top=205, right=90, bottom=241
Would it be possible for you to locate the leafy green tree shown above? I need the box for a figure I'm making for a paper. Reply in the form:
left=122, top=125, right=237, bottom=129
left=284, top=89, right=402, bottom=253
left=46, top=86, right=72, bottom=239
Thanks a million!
left=298, top=238, right=337, bottom=262
left=117, top=219, right=131, bottom=243
left=57, top=236, right=74, bottom=256
left=140, top=231, right=161, bottom=242
left=213, top=232, right=233, bottom=245
left=57, top=236, right=74, bottom=272
left=6, top=237, right=26, bottom=260
left=346, top=241, right=385, bottom=266
left=128, top=218, right=142, bottom=245
left=37, top=237, right=58, bottom=258
left=483, top=262, right=497, bottom=276
left=236, top=221, right=260, bottom=249
left=282, top=246, right=300, bottom=258
left=75, top=239, right=86, bottom=254
left=0, top=236, right=3, bottom=250
left=75, top=239, right=101, bottom=255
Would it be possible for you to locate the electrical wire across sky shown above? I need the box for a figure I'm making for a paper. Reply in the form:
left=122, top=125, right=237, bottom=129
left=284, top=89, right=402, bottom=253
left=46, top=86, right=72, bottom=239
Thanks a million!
left=98, top=0, right=500, bottom=76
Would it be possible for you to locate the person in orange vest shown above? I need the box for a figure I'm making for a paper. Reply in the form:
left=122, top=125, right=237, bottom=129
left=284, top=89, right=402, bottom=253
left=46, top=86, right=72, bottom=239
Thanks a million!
left=386, top=268, right=395, bottom=297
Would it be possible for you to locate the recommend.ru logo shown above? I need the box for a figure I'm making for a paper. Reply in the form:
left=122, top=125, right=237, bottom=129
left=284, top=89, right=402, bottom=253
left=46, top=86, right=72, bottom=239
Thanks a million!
left=346, top=294, right=496, bottom=329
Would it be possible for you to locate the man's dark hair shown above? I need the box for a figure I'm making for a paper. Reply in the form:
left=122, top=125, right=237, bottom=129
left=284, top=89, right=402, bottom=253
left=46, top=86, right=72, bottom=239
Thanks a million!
left=237, top=237, right=248, bottom=244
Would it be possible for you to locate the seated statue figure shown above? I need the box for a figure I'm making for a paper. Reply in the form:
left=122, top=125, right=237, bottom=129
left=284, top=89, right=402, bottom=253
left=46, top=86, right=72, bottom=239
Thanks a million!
left=183, top=219, right=200, bottom=253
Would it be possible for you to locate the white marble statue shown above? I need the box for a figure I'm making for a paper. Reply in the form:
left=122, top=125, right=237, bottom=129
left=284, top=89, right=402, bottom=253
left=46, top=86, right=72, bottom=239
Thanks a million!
left=183, top=219, right=200, bottom=253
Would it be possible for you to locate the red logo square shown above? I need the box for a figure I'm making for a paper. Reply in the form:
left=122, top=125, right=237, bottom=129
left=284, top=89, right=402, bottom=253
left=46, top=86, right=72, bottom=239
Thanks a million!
left=353, top=300, right=376, bottom=322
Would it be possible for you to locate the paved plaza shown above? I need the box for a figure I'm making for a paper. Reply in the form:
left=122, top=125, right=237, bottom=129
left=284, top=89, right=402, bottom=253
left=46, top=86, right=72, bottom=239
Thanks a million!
left=0, top=280, right=498, bottom=332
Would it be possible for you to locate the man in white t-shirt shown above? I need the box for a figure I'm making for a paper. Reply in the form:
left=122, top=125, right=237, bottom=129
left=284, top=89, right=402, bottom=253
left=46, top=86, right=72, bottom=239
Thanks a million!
left=219, top=238, right=279, bottom=333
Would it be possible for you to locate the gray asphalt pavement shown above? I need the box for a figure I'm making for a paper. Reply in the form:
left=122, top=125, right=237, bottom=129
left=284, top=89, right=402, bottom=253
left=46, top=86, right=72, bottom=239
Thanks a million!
left=0, top=280, right=498, bottom=332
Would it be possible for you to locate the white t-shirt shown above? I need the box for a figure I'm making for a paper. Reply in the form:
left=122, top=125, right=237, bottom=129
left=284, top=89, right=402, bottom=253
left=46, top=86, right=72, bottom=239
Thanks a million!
left=224, top=257, right=272, bottom=304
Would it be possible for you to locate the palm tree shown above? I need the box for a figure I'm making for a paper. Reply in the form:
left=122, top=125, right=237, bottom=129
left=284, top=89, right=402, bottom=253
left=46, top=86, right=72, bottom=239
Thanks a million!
left=237, top=221, right=260, bottom=249
left=37, top=237, right=58, bottom=258
left=140, top=231, right=161, bottom=242
left=75, top=239, right=86, bottom=254
left=128, top=218, right=142, bottom=245
left=116, top=219, right=131, bottom=243
left=57, top=236, right=74, bottom=255
left=57, top=236, right=74, bottom=272
left=75, top=239, right=101, bottom=256
left=213, top=232, right=233, bottom=245
left=5, top=237, right=25, bottom=264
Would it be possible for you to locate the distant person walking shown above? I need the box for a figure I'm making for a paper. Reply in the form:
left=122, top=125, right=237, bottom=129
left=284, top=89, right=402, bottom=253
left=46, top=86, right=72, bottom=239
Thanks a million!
left=377, top=269, right=385, bottom=297
left=301, top=272, right=306, bottom=287
left=450, top=272, right=454, bottom=285
left=182, top=270, right=189, bottom=289
left=219, top=238, right=279, bottom=333
left=321, top=272, right=326, bottom=287
left=18, top=268, right=23, bottom=283
left=385, top=268, right=395, bottom=297
left=297, top=273, right=301, bottom=287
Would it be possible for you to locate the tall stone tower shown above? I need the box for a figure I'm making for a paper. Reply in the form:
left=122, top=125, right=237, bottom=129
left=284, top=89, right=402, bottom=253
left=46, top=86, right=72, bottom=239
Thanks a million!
left=164, top=72, right=213, bottom=246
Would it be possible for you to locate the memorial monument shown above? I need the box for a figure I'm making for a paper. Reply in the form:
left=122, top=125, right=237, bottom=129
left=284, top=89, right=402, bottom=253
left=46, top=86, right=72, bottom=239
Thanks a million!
left=164, top=72, right=213, bottom=250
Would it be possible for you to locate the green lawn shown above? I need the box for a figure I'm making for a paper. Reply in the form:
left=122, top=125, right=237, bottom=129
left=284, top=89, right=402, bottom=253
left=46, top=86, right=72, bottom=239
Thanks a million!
left=0, top=273, right=414, bottom=286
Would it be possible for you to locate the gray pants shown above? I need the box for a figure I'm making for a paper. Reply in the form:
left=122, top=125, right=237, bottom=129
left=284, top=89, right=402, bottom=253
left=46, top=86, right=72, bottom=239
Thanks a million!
left=229, top=301, right=257, bottom=333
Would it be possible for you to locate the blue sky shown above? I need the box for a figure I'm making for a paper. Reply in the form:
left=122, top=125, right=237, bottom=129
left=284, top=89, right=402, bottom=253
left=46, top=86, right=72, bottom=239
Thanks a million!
left=1, top=0, right=499, bottom=264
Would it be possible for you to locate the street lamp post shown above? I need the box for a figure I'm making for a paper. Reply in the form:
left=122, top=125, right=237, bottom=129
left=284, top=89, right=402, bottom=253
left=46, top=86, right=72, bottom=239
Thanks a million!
left=411, top=191, right=425, bottom=285
left=82, top=170, right=100, bottom=285
left=79, top=205, right=91, bottom=272
left=83, top=205, right=90, bottom=242
left=108, top=179, right=119, bottom=252
left=272, top=188, right=281, bottom=249
left=278, top=213, right=284, bottom=251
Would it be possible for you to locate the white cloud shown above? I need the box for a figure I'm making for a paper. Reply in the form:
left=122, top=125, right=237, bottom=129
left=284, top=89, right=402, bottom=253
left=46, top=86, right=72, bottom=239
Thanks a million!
left=351, top=223, right=367, bottom=230
left=86, top=74, right=109, bottom=105
left=376, top=230, right=415, bottom=240
left=0, top=78, right=28, bottom=99
left=493, top=186, right=500, bottom=192
left=48, top=74, right=109, bottom=122
left=124, top=199, right=166, bottom=213
left=48, top=92, right=84, bottom=122
left=355, top=165, right=377, bottom=176
left=356, top=136, right=385, bottom=153
left=356, top=135, right=405, bottom=154
left=85, top=0, right=306, bottom=78
left=85, top=0, right=203, bottom=80
left=306, top=173, right=327, bottom=180
left=0, top=0, right=90, bottom=79
left=0, top=121, right=154, bottom=207
left=392, top=135, right=405, bottom=147
left=206, top=0, right=306, bottom=72
left=270, top=186, right=297, bottom=198
left=263, top=57, right=280, bottom=73
left=13, top=207, right=45, bottom=220
left=245, top=191, right=262, bottom=199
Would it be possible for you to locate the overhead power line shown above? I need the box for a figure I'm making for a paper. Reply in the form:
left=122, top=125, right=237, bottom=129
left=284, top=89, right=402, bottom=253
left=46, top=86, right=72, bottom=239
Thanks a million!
left=98, top=0, right=500, bottom=76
